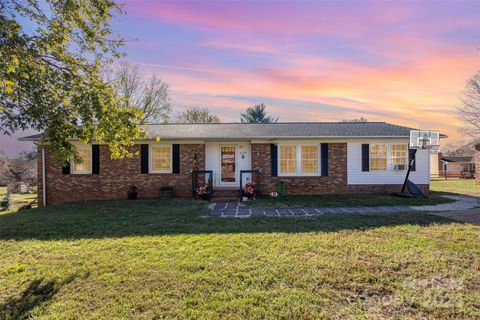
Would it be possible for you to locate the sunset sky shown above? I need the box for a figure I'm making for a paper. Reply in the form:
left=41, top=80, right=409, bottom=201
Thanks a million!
left=3, top=0, right=480, bottom=156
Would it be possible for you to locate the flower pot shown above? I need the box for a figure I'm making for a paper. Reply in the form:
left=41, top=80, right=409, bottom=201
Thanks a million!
left=127, top=190, right=137, bottom=200
left=159, top=190, right=174, bottom=200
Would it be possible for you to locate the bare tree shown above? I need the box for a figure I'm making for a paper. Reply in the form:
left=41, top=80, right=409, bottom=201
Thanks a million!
left=3, top=150, right=37, bottom=193
left=341, top=117, right=368, bottom=122
left=110, top=63, right=172, bottom=124
left=176, top=107, right=220, bottom=123
left=441, top=140, right=475, bottom=156
left=459, top=71, right=480, bottom=136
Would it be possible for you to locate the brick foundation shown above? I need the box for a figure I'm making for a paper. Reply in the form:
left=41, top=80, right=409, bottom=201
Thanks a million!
left=39, top=144, right=205, bottom=206
left=347, top=184, right=429, bottom=195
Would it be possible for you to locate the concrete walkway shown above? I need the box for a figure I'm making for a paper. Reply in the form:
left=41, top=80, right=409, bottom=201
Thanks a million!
left=428, top=208, right=480, bottom=224
left=209, top=195, right=480, bottom=222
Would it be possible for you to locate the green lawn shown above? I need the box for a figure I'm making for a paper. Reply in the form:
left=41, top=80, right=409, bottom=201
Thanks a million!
left=248, top=193, right=453, bottom=208
left=1, top=199, right=479, bottom=319
left=430, top=178, right=480, bottom=196
left=0, top=186, right=36, bottom=210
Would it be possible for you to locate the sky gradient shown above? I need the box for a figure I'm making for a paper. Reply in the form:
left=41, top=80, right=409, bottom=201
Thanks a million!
left=3, top=0, right=480, bottom=156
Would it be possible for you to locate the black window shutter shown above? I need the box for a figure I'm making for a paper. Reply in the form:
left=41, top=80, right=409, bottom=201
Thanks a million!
left=62, top=162, right=70, bottom=174
left=361, top=144, right=370, bottom=172
left=172, top=144, right=180, bottom=174
left=92, top=145, right=100, bottom=174
left=320, top=143, right=328, bottom=176
left=140, top=144, right=149, bottom=174
left=270, top=144, right=278, bottom=177
left=409, top=148, right=416, bottom=171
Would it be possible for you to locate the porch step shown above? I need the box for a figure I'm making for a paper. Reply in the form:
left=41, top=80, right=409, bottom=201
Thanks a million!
left=211, top=188, right=240, bottom=201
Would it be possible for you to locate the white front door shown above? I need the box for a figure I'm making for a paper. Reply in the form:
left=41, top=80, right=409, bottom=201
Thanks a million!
left=220, top=146, right=236, bottom=185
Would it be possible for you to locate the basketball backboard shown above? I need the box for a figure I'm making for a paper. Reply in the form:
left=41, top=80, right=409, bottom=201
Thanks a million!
left=409, top=130, right=440, bottom=150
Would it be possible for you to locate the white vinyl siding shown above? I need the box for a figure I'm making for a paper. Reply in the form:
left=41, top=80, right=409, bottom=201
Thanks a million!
left=347, top=140, right=430, bottom=185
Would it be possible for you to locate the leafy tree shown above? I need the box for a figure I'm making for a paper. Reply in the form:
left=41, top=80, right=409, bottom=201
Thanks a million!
left=0, top=0, right=146, bottom=162
left=460, top=71, right=480, bottom=137
left=341, top=117, right=368, bottom=122
left=109, top=63, right=172, bottom=124
left=240, top=104, right=278, bottom=123
left=176, top=107, right=220, bottom=123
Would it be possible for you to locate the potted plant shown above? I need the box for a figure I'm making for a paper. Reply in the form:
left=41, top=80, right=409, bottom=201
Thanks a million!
left=196, top=183, right=210, bottom=201
left=127, top=185, right=138, bottom=200
left=159, top=186, right=175, bottom=200
left=243, top=182, right=256, bottom=201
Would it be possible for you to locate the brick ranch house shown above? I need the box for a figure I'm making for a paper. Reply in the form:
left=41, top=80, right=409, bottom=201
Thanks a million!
left=20, top=122, right=438, bottom=207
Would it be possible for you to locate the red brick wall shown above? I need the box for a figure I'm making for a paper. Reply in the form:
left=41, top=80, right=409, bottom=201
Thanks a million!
left=251, top=143, right=348, bottom=195
left=38, top=144, right=205, bottom=206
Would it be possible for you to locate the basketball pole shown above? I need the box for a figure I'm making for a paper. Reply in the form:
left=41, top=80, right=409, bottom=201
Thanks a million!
left=401, top=148, right=417, bottom=193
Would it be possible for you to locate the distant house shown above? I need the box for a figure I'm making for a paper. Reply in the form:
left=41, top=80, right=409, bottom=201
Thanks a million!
left=20, top=122, right=443, bottom=207
left=430, top=152, right=475, bottom=178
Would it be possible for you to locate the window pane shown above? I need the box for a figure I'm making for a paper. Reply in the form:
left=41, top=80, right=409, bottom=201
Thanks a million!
left=73, top=145, right=92, bottom=173
left=301, top=145, right=318, bottom=173
left=152, top=146, right=171, bottom=171
left=390, top=144, right=407, bottom=165
left=370, top=144, right=387, bottom=170
left=280, top=145, right=297, bottom=174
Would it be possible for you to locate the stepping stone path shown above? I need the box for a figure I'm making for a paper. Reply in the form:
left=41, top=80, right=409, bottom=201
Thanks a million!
left=209, top=195, right=480, bottom=218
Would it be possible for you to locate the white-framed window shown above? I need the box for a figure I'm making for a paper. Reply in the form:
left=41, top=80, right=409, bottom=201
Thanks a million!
left=390, top=144, right=408, bottom=166
left=279, top=145, right=297, bottom=174
left=150, top=144, right=172, bottom=173
left=71, top=144, right=92, bottom=174
left=369, top=144, right=387, bottom=171
left=301, top=145, right=319, bottom=174
left=278, top=144, right=320, bottom=176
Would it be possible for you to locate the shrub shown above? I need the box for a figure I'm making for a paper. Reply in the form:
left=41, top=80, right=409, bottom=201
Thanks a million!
left=0, top=190, right=11, bottom=211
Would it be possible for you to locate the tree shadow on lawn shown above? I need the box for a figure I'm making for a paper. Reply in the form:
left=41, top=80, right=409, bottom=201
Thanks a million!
left=0, top=276, right=75, bottom=319
left=0, top=199, right=457, bottom=241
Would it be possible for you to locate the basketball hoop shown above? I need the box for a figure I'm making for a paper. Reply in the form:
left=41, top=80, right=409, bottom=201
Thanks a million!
left=409, top=130, right=440, bottom=152
left=393, top=129, right=441, bottom=198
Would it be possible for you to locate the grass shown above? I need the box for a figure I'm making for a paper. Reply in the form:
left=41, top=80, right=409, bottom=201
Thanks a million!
left=430, top=178, right=480, bottom=196
left=248, top=193, right=453, bottom=208
left=1, top=199, right=479, bottom=319
left=0, top=186, right=36, bottom=211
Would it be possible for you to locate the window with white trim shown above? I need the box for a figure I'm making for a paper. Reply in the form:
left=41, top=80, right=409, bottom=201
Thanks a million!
left=390, top=144, right=408, bottom=166
left=151, top=145, right=172, bottom=173
left=369, top=144, right=387, bottom=171
left=279, top=144, right=320, bottom=176
left=279, top=145, right=297, bottom=174
left=301, top=145, right=319, bottom=174
left=71, top=144, right=92, bottom=174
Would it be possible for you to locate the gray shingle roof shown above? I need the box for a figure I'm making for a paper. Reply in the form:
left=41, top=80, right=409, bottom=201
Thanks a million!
left=19, top=122, right=447, bottom=141
left=441, top=156, right=474, bottom=163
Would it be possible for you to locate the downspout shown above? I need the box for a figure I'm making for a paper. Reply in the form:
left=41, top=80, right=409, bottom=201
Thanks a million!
left=35, top=142, right=47, bottom=207
left=42, top=146, right=46, bottom=206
